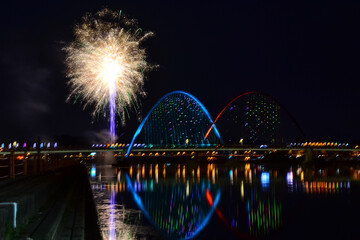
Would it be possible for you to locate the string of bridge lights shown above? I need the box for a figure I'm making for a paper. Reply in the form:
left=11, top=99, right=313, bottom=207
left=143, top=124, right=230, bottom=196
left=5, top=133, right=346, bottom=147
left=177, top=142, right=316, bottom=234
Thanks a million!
left=0, top=141, right=58, bottom=150
left=288, top=142, right=353, bottom=147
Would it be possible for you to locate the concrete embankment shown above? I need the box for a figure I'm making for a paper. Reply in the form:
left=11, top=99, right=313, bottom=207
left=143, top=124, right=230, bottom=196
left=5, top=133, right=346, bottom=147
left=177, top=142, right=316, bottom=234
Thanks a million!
left=0, top=165, right=101, bottom=240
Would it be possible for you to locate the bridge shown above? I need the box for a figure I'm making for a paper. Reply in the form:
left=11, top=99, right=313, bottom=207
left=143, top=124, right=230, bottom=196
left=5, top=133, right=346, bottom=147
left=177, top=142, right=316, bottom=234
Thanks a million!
left=119, top=90, right=317, bottom=157
left=1, top=146, right=359, bottom=156
left=1, top=89, right=359, bottom=180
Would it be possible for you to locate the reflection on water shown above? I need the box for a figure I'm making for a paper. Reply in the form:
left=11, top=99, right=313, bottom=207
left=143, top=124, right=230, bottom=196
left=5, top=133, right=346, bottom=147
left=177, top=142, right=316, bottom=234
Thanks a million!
left=89, top=162, right=357, bottom=240
left=93, top=182, right=162, bottom=240
left=126, top=174, right=220, bottom=239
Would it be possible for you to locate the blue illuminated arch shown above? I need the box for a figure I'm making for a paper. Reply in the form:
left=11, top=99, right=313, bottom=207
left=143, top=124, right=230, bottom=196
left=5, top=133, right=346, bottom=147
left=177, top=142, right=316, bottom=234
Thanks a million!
left=125, top=91, right=222, bottom=157
left=126, top=174, right=221, bottom=239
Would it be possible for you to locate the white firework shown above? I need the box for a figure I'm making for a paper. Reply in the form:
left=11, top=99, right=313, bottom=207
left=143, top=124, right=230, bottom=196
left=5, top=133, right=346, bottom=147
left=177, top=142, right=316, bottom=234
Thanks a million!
left=64, top=9, right=154, bottom=136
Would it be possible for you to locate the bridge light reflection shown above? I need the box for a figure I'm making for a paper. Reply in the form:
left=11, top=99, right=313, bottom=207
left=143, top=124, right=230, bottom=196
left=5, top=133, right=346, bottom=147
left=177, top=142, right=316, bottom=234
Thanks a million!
left=162, top=164, right=166, bottom=178
left=155, top=165, right=158, bottom=183
left=286, top=171, right=293, bottom=192
left=124, top=173, right=221, bottom=239
left=141, top=164, right=145, bottom=178
left=88, top=163, right=360, bottom=240
left=90, top=165, right=96, bottom=177
left=261, top=172, right=270, bottom=188
left=149, top=164, right=152, bottom=178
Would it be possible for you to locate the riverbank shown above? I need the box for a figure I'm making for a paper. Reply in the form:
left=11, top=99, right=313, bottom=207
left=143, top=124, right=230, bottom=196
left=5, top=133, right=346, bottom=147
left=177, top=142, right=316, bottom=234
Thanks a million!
left=0, top=165, right=101, bottom=240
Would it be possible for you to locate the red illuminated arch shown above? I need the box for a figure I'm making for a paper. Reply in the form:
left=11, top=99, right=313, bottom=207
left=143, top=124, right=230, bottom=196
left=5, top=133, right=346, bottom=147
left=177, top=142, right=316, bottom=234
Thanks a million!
left=204, top=91, right=307, bottom=141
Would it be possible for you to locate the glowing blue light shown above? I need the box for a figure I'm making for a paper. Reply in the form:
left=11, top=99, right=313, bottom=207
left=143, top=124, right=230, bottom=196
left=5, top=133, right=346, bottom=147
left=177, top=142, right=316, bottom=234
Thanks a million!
left=125, top=91, right=223, bottom=157
left=40, top=143, right=43, bottom=148
left=33, top=143, right=36, bottom=148
left=47, top=143, right=50, bottom=148
left=261, top=172, right=270, bottom=187
left=229, top=169, right=233, bottom=178
left=54, top=142, right=57, bottom=148
left=90, top=152, right=96, bottom=156
left=1, top=143, right=4, bottom=149
left=90, top=165, right=96, bottom=177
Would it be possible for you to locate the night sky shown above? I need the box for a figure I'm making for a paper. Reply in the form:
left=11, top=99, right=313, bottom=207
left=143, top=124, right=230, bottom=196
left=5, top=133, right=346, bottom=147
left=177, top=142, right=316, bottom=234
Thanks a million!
left=1, top=1, right=360, bottom=144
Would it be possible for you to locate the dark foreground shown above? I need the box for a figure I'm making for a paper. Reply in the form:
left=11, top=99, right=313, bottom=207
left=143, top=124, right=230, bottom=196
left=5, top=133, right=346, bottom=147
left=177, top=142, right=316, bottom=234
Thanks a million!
left=2, top=158, right=360, bottom=240
left=0, top=165, right=101, bottom=240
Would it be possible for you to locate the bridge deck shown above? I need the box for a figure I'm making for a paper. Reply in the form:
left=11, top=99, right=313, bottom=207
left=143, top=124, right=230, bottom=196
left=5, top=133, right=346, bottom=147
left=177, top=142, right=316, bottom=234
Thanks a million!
left=0, top=147, right=358, bottom=155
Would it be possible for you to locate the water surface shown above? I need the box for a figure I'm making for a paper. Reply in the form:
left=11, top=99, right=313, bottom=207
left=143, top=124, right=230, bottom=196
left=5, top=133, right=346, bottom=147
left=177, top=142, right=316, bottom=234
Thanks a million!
left=89, top=161, right=360, bottom=240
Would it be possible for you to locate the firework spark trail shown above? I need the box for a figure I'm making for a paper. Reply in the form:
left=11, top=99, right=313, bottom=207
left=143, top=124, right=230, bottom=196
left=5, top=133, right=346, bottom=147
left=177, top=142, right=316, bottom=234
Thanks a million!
left=64, top=9, right=155, bottom=143
left=109, top=87, right=116, bottom=143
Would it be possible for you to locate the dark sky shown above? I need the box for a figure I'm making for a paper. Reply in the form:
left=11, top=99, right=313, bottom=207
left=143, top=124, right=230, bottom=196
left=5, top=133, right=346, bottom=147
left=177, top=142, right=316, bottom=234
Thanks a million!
left=1, top=0, right=360, bottom=143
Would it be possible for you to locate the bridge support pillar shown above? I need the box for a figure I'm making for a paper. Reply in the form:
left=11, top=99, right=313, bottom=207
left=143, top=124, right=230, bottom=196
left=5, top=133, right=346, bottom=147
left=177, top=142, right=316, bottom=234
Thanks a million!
left=304, top=148, right=313, bottom=164
left=39, top=154, right=43, bottom=173
left=303, top=165, right=314, bottom=181
left=33, top=155, right=37, bottom=175
left=24, top=151, right=28, bottom=176
left=36, top=137, right=42, bottom=174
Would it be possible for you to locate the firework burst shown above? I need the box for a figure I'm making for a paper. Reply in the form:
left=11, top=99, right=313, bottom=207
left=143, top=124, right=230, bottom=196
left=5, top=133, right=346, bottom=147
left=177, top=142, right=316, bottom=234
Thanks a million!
left=64, top=9, right=154, bottom=142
